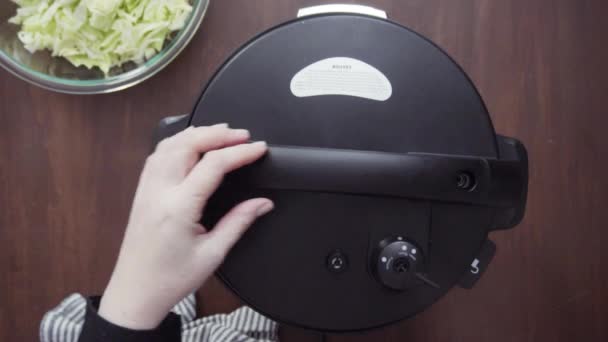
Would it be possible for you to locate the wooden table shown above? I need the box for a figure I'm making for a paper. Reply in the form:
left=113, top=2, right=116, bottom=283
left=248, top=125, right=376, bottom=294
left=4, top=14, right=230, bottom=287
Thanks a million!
left=1, top=0, right=607, bottom=341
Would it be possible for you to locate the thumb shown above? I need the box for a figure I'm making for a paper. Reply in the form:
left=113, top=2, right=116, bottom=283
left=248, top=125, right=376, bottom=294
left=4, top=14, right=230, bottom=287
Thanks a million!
left=201, top=198, right=274, bottom=259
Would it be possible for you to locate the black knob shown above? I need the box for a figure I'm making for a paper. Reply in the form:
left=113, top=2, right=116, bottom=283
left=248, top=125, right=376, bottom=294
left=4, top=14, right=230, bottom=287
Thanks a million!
left=372, top=237, right=424, bottom=291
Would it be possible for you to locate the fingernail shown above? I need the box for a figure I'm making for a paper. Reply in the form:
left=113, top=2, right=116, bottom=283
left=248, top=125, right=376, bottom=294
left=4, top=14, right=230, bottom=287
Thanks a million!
left=213, top=123, right=229, bottom=128
left=256, top=200, right=274, bottom=217
left=253, top=141, right=267, bottom=148
left=233, top=129, right=250, bottom=139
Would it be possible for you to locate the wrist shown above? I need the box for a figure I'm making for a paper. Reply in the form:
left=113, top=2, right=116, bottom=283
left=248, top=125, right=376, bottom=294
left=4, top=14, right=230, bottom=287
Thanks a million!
left=98, top=276, right=171, bottom=330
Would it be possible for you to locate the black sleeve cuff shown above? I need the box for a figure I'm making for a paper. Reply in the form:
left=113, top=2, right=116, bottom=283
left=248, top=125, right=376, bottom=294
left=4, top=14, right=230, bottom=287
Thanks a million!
left=78, top=296, right=182, bottom=342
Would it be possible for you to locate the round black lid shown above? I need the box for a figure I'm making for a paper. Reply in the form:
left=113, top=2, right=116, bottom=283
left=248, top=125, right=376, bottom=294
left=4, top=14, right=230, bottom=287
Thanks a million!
left=185, top=14, right=525, bottom=332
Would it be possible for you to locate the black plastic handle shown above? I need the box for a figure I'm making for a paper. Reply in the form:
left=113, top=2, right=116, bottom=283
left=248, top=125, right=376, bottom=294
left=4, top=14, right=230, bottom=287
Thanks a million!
left=227, top=145, right=526, bottom=209
left=154, top=116, right=528, bottom=230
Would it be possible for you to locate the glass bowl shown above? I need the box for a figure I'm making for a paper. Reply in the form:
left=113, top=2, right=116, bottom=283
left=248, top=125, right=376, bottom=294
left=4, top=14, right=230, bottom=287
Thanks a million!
left=0, top=0, right=209, bottom=94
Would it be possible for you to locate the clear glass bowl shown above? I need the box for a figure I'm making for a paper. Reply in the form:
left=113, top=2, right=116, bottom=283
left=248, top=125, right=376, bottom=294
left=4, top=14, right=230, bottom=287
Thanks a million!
left=0, top=0, right=209, bottom=94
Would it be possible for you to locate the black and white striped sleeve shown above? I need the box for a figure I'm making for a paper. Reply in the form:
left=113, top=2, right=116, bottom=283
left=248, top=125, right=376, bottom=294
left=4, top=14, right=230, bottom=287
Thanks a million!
left=40, top=293, right=279, bottom=342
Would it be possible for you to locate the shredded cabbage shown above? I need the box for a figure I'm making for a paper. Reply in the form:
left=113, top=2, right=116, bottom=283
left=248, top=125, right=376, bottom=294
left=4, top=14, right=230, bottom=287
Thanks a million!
left=9, top=0, right=193, bottom=74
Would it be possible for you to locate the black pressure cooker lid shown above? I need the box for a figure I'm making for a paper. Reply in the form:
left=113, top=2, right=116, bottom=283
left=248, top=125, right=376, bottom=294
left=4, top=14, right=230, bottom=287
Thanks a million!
left=181, top=13, right=527, bottom=332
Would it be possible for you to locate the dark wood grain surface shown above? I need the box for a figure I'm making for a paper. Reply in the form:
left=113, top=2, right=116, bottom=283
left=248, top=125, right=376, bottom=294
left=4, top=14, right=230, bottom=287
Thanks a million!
left=1, top=0, right=607, bottom=341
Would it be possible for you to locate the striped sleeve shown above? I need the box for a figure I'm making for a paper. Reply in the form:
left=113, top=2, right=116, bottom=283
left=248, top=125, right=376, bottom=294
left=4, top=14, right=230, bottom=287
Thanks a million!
left=40, top=294, right=86, bottom=342
left=40, top=294, right=279, bottom=342
left=182, top=307, right=278, bottom=342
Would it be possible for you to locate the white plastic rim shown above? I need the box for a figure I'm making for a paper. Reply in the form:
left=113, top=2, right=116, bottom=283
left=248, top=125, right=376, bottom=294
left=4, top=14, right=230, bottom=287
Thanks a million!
left=297, top=4, right=387, bottom=19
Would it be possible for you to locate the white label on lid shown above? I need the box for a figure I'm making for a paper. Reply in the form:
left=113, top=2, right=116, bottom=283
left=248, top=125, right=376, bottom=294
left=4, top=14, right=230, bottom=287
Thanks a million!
left=290, top=57, right=392, bottom=101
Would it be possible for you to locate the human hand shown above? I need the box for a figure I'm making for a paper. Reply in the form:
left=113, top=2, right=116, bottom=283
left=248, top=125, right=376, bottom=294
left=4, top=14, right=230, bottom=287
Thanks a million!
left=98, top=124, right=273, bottom=330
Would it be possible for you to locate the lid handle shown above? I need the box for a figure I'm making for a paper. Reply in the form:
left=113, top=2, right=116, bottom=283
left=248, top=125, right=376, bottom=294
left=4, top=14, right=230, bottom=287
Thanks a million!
left=222, top=144, right=527, bottom=229
left=297, top=4, right=387, bottom=19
